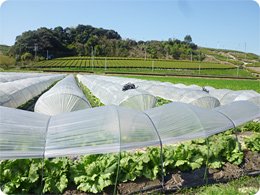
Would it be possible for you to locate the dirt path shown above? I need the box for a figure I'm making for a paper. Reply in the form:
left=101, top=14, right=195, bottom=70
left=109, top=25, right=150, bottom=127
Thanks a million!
left=242, top=62, right=260, bottom=77
left=203, top=54, right=227, bottom=64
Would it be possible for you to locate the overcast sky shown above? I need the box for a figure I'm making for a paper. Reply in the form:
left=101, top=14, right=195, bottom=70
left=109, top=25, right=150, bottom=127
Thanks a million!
left=0, top=0, right=259, bottom=55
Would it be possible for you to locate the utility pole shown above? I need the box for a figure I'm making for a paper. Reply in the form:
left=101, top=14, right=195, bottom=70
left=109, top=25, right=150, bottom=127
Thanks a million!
left=142, top=38, right=147, bottom=61
left=91, top=46, right=94, bottom=71
left=145, top=46, right=147, bottom=61
left=199, top=62, right=201, bottom=75
left=198, top=51, right=201, bottom=75
left=46, top=50, right=48, bottom=60
left=105, top=58, right=107, bottom=71
left=191, top=52, right=192, bottom=62
left=34, top=43, right=38, bottom=62
left=152, top=60, right=154, bottom=72
left=244, top=43, right=247, bottom=60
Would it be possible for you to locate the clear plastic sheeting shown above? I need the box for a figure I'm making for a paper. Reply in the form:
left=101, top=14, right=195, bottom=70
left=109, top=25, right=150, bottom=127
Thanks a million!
left=45, top=105, right=158, bottom=157
left=145, top=102, right=232, bottom=144
left=219, top=90, right=260, bottom=106
left=0, top=72, right=60, bottom=83
left=178, top=90, right=220, bottom=108
left=0, top=74, right=65, bottom=108
left=83, top=75, right=220, bottom=109
left=0, top=106, right=50, bottom=159
left=1, top=100, right=260, bottom=160
left=203, top=86, right=216, bottom=91
left=208, top=89, right=232, bottom=102
left=35, top=75, right=92, bottom=116
left=91, top=75, right=260, bottom=108
left=215, top=101, right=260, bottom=126
left=77, top=75, right=157, bottom=111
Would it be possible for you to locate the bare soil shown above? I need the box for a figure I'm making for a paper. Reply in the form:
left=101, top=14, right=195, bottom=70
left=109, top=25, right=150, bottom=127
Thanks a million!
left=202, top=54, right=222, bottom=64
left=246, top=67, right=260, bottom=72
left=59, top=150, right=260, bottom=195
left=246, top=67, right=260, bottom=77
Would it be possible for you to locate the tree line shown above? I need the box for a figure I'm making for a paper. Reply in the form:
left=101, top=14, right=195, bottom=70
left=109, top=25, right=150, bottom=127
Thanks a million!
left=8, top=24, right=202, bottom=61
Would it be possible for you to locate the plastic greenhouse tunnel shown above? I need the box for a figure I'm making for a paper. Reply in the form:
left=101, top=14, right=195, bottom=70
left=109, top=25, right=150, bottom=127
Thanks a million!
left=219, top=90, right=260, bottom=106
left=208, top=88, right=232, bottom=103
left=79, top=75, right=221, bottom=109
left=0, top=72, right=60, bottom=83
left=34, top=75, right=92, bottom=115
left=77, top=74, right=157, bottom=111
left=1, top=100, right=259, bottom=160
left=89, top=75, right=260, bottom=108
left=0, top=74, right=65, bottom=108
left=1, top=100, right=259, bottom=194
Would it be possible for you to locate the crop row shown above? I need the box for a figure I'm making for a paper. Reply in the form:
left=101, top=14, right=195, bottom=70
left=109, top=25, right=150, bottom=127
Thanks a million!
left=44, top=56, right=246, bottom=66
left=34, top=59, right=235, bottom=69
left=1, top=129, right=259, bottom=194
left=58, top=56, right=190, bottom=62
left=1, top=77, right=259, bottom=194
left=246, top=62, right=260, bottom=67
left=123, top=75, right=260, bottom=93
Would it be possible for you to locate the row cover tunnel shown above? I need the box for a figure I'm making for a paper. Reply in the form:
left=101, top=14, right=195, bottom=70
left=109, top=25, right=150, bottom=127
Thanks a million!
left=1, top=100, right=259, bottom=160
left=1, top=72, right=259, bottom=157
left=1, top=72, right=260, bottom=114
left=1, top=72, right=260, bottom=193
left=86, top=75, right=260, bottom=108
left=0, top=73, right=65, bottom=108
left=34, top=75, right=92, bottom=115
left=77, top=74, right=158, bottom=111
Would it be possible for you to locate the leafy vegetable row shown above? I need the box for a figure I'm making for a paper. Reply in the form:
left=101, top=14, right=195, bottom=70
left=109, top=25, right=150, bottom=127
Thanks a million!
left=78, top=81, right=104, bottom=107
left=156, top=97, right=172, bottom=107
left=2, top=132, right=260, bottom=194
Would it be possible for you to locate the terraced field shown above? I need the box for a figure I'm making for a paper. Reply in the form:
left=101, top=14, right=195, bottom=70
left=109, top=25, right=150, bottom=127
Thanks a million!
left=33, top=57, right=235, bottom=69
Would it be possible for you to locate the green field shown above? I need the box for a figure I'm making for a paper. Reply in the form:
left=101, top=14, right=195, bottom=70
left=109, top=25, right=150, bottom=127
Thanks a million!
left=199, top=47, right=259, bottom=61
left=0, top=72, right=259, bottom=194
left=246, top=61, right=260, bottom=67
left=34, top=66, right=254, bottom=78
left=0, top=55, right=16, bottom=69
left=30, top=57, right=255, bottom=78
left=0, top=44, right=10, bottom=56
left=33, top=57, right=235, bottom=69
left=117, top=75, right=260, bottom=93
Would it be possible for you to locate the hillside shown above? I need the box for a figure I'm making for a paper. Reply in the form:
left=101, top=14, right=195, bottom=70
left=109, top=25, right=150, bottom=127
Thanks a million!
left=199, top=47, right=259, bottom=62
left=0, top=44, right=10, bottom=55
left=198, top=47, right=260, bottom=75
left=1, top=25, right=259, bottom=76
left=7, top=25, right=198, bottom=60
left=3, top=24, right=259, bottom=67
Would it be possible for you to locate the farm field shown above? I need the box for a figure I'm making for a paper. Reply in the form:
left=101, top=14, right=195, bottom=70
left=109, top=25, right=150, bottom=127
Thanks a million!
left=33, top=58, right=235, bottom=69
left=1, top=2, right=260, bottom=193
left=41, top=66, right=254, bottom=78
left=1, top=72, right=260, bottom=195
left=1, top=119, right=259, bottom=195
left=117, top=75, right=260, bottom=93
left=37, top=67, right=254, bottom=78
left=24, top=56, right=258, bottom=78
left=246, top=62, right=260, bottom=67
